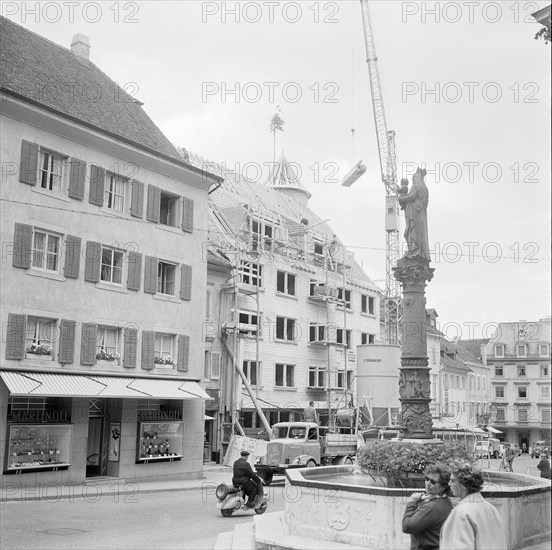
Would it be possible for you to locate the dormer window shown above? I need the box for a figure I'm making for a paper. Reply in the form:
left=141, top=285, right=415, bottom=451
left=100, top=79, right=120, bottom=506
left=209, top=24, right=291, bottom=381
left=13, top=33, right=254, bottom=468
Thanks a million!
left=516, top=344, right=527, bottom=358
left=494, top=344, right=505, bottom=358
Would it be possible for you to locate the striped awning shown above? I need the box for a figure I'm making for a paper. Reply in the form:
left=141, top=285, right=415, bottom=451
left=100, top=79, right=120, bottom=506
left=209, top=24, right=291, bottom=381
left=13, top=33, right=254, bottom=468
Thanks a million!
left=0, top=371, right=211, bottom=400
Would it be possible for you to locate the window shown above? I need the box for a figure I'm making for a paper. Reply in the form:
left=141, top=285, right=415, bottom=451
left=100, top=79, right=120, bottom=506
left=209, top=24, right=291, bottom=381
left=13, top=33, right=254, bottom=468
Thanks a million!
left=104, top=173, right=126, bottom=212
left=96, top=326, right=120, bottom=362
left=542, top=409, right=551, bottom=422
left=494, top=344, right=504, bottom=358
left=309, top=323, right=326, bottom=343
left=541, top=365, right=549, bottom=377
left=518, top=408, right=528, bottom=422
left=361, top=333, right=375, bottom=345
left=204, top=350, right=211, bottom=378
left=469, top=375, right=473, bottom=391
left=251, top=217, right=274, bottom=251
left=276, top=317, right=295, bottom=341
left=476, top=375, right=480, bottom=391
left=101, top=247, right=123, bottom=284
left=518, top=365, right=526, bottom=377
left=462, top=377, right=466, bottom=390
left=160, top=190, right=179, bottom=226
left=238, top=261, right=262, bottom=287
left=337, top=288, right=351, bottom=309
left=495, top=407, right=506, bottom=421
left=539, top=344, right=550, bottom=357
left=308, top=366, right=326, bottom=388
left=211, top=352, right=221, bottom=379
left=361, top=295, right=375, bottom=315
left=452, top=376, right=456, bottom=389
left=541, top=386, right=550, bottom=399
left=154, top=333, right=174, bottom=365
left=516, top=344, right=527, bottom=358
left=444, top=374, right=448, bottom=388
left=157, top=261, right=176, bottom=295
left=313, top=241, right=324, bottom=263
left=25, top=317, right=55, bottom=358
left=275, top=363, right=295, bottom=387
left=238, top=311, right=260, bottom=337
left=336, top=329, right=352, bottom=349
left=242, top=360, right=259, bottom=386
left=337, top=371, right=346, bottom=389
left=495, top=386, right=505, bottom=398
left=39, top=150, right=63, bottom=192
left=518, top=386, right=527, bottom=398
left=495, top=364, right=503, bottom=377
left=482, top=377, right=486, bottom=391
left=32, top=229, right=60, bottom=272
left=277, top=271, right=296, bottom=296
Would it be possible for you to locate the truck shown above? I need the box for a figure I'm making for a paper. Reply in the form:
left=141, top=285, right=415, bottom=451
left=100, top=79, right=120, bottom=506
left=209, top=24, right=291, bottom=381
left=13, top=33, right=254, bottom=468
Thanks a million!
left=255, top=422, right=357, bottom=485
left=475, top=437, right=502, bottom=459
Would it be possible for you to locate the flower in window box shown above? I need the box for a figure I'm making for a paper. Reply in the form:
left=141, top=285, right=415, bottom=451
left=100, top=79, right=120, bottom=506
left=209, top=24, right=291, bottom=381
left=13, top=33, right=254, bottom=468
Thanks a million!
left=154, top=356, right=174, bottom=365
left=27, top=343, right=53, bottom=356
left=96, top=351, right=121, bottom=361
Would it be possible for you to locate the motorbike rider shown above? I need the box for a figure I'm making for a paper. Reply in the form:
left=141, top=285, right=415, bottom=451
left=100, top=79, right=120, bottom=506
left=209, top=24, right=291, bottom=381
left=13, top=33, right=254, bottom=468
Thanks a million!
left=232, top=450, right=259, bottom=508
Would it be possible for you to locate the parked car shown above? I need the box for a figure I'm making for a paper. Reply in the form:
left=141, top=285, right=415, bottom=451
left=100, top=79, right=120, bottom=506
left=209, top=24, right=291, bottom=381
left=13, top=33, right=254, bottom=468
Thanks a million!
left=475, top=438, right=501, bottom=459
left=531, top=441, right=550, bottom=458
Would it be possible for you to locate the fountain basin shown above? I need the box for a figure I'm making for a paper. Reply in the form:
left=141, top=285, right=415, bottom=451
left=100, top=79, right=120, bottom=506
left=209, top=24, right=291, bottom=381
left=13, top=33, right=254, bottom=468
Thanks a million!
left=280, top=465, right=551, bottom=550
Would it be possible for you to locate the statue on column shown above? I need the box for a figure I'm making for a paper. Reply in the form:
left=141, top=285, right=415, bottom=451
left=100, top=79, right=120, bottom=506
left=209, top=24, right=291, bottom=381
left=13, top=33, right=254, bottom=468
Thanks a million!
left=398, top=167, right=430, bottom=262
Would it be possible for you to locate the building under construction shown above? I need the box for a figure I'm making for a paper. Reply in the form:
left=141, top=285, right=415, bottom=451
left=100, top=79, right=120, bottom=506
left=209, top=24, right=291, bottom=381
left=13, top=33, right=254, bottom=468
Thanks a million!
left=192, top=151, right=382, bottom=461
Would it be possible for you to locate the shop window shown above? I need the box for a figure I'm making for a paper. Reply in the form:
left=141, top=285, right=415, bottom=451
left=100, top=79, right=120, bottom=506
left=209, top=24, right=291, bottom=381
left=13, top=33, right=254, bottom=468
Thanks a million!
left=137, top=421, right=183, bottom=461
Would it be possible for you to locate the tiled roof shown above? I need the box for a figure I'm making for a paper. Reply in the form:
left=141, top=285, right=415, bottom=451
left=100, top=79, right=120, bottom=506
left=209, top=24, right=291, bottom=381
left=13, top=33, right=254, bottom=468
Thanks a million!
left=441, top=355, right=472, bottom=373
left=457, top=339, right=489, bottom=362
left=0, top=16, right=182, bottom=162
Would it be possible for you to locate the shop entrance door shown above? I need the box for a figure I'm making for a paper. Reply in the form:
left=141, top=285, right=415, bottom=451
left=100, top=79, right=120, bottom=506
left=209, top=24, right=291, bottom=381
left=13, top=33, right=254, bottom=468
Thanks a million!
left=86, top=417, right=106, bottom=477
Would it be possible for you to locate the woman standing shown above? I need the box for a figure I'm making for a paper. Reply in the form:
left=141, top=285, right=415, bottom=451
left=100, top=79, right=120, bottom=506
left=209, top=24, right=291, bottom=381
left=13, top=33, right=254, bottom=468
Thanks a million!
left=402, top=463, right=453, bottom=550
left=537, top=453, right=551, bottom=479
left=440, top=462, right=506, bottom=550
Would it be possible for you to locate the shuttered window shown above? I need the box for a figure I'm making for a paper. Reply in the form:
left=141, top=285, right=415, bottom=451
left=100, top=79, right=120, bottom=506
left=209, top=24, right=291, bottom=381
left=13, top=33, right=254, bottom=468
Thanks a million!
left=144, top=256, right=158, bottom=294
left=123, top=327, right=138, bottom=368
left=211, top=352, right=221, bottom=379
left=84, top=241, right=101, bottom=282
left=146, top=185, right=160, bottom=223
left=126, top=251, right=142, bottom=291
left=177, top=335, right=190, bottom=372
left=6, top=313, right=26, bottom=360
left=12, top=223, right=33, bottom=269
left=63, top=235, right=81, bottom=279
left=182, top=196, right=194, bottom=233
left=80, top=323, right=97, bottom=365
left=180, top=264, right=192, bottom=301
left=68, top=158, right=86, bottom=200
left=130, top=180, right=144, bottom=218
left=89, top=165, right=105, bottom=206
left=141, top=330, right=155, bottom=370
left=19, top=140, right=39, bottom=185
left=58, top=320, right=76, bottom=364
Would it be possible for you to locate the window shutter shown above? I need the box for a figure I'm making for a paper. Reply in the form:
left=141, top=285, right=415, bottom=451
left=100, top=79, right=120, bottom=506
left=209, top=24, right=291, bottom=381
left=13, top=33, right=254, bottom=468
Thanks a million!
left=141, top=330, right=155, bottom=370
left=177, top=335, right=190, bottom=372
left=123, top=327, right=138, bottom=368
left=144, top=256, right=157, bottom=294
left=84, top=241, right=101, bottom=282
left=63, top=235, right=81, bottom=279
left=68, top=158, right=86, bottom=200
left=6, top=313, right=26, bottom=360
left=206, top=289, right=211, bottom=320
left=180, top=264, right=192, bottom=300
left=12, top=223, right=33, bottom=269
left=146, top=185, right=160, bottom=223
left=211, top=352, right=221, bottom=379
left=80, top=323, right=97, bottom=365
left=88, top=165, right=105, bottom=206
left=58, top=320, right=76, bottom=364
left=127, top=251, right=142, bottom=291
left=181, top=196, right=194, bottom=233
left=19, top=141, right=38, bottom=185
left=130, top=180, right=144, bottom=218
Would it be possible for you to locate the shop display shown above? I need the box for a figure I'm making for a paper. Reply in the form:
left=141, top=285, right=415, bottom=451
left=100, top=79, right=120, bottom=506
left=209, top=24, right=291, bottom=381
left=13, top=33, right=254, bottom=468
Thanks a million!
left=137, top=421, right=183, bottom=462
left=6, top=424, right=72, bottom=471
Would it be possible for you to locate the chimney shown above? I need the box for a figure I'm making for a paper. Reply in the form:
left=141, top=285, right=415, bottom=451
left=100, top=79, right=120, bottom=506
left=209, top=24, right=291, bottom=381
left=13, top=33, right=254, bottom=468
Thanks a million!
left=71, top=34, right=90, bottom=61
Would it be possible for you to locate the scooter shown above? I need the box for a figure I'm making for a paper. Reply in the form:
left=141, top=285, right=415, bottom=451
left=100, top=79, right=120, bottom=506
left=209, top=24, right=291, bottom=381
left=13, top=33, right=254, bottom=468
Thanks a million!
left=216, top=476, right=268, bottom=517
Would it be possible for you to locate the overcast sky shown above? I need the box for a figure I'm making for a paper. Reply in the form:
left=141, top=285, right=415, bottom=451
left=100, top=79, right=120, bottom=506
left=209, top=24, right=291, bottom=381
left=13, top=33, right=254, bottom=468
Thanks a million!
left=4, top=0, right=551, bottom=340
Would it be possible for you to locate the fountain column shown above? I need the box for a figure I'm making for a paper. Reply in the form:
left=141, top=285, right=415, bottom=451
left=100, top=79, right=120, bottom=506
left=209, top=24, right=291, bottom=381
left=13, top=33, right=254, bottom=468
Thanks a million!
left=393, top=168, right=434, bottom=439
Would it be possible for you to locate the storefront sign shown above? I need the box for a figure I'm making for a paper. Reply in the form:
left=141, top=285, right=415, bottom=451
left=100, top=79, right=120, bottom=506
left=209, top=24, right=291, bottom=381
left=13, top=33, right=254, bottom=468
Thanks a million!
left=8, top=410, right=70, bottom=423
left=137, top=410, right=181, bottom=421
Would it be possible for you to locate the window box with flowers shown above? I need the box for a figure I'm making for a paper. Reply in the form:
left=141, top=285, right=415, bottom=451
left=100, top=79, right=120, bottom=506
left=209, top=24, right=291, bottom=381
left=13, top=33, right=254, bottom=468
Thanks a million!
left=154, top=356, right=175, bottom=368
left=96, top=351, right=121, bottom=362
left=356, top=440, right=476, bottom=488
left=27, top=343, right=53, bottom=358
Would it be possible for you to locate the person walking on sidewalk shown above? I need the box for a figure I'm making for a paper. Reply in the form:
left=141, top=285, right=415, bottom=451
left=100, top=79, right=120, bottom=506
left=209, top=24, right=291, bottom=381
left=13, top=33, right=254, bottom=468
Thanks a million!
left=440, top=461, right=506, bottom=550
left=537, top=453, right=551, bottom=479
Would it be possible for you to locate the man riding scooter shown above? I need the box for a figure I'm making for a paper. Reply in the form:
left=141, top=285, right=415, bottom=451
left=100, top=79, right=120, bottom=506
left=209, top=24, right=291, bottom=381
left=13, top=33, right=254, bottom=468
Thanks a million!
left=232, top=450, right=259, bottom=508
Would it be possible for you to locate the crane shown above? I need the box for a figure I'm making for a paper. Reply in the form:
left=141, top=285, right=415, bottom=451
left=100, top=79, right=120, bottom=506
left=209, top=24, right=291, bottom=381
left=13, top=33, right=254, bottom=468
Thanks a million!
left=359, top=0, right=401, bottom=346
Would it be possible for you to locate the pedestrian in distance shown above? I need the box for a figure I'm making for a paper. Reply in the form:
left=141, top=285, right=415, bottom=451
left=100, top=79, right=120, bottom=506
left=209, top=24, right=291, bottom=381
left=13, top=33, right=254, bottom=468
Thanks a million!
left=232, top=450, right=259, bottom=508
left=537, top=453, right=551, bottom=480
left=440, top=461, right=506, bottom=550
left=303, top=401, right=319, bottom=424
left=402, top=463, right=453, bottom=550
left=500, top=443, right=515, bottom=472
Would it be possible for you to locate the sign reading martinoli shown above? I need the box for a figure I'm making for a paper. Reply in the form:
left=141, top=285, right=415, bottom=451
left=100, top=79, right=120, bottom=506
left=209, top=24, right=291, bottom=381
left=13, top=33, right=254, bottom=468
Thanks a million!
left=9, top=410, right=71, bottom=423
left=138, top=410, right=182, bottom=422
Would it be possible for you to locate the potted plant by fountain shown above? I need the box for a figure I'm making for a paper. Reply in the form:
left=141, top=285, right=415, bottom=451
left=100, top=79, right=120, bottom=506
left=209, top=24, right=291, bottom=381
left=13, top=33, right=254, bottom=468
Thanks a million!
left=357, top=440, right=476, bottom=488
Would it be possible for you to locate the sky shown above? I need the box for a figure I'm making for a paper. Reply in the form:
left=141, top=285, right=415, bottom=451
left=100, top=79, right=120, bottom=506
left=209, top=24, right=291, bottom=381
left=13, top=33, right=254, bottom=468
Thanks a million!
left=3, top=0, right=551, bottom=340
